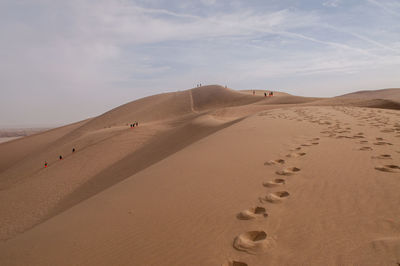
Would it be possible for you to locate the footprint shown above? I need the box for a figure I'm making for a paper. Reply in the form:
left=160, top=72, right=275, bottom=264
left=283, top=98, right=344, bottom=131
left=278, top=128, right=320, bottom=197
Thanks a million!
left=311, top=142, right=319, bottom=145
left=263, top=191, right=290, bottom=203
left=336, top=135, right=352, bottom=139
left=312, top=137, right=320, bottom=141
left=276, top=167, right=301, bottom=176
left=233, top=231, right=273, bottom=254
left=359, top=140, right=368, bottom=144
left=359, top=147, right=373, bottom=151
left=372, top=154, right=392, bottom=160
left=376, top=137, right=384, bottom=141
left=222, top=261, right=248, bottom=266
left=286, top=152, right=306, bottom=158
left=263, top=178, right=286, bottom=187
left=237, top=207, right=268, bottom=220
left=375, top=165, right=400, bottom=173
left=301, top=143, right=312, bottom=147
left=264, top=159, right=285, bottom=165
left=373, top=142, right=393, bottom=146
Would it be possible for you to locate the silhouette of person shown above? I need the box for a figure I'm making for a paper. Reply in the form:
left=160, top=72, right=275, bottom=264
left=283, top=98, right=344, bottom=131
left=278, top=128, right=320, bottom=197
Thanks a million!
left=44, top=161, right=48, bottom=168
left=59, top=155, right=63, bottom=160
left=72, top=148, right=75, bottom=153
left=136, top=121, right=138, bottom=126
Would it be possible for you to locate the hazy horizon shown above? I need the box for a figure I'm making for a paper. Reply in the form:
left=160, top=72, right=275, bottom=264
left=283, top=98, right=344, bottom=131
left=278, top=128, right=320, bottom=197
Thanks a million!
left=1, top=0, right=399, bottom=126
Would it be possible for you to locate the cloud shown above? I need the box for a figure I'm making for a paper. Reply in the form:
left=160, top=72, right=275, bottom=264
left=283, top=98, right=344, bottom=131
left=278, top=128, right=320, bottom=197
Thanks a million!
left=200, top=0, right=217, bottom=6
left=0, top=0, right=400, bottom=125
left=323, top=0, right=340, bottom=7
left=367, top=0, right=400, bottom=17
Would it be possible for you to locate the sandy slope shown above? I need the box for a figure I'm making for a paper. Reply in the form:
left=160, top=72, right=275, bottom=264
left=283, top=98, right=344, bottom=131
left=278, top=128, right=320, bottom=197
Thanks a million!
left=1, top=86, right=400, bottom=266
left=0, top=137, right=21, bottom=144
left=316, top=88, right=400, bottom=110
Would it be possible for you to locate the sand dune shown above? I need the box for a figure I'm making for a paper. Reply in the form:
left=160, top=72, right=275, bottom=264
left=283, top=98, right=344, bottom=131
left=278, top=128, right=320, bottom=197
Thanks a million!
left=338, top=88, right=400, bottom=101
left=1, top=86, right=400, bottom=265
left=317, top=88, right=400, bottom=110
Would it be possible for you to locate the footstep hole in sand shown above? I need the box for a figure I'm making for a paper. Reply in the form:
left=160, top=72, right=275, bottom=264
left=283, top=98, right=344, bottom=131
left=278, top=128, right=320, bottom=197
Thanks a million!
left=372, top=154, right=392, bottom=160
left=264, top=159, right=285, bottom=165
left=222, top=261, right=248, bottom=266
left=276, top=167, right=300, bottom=176
left=286, top=152, right=306, bottom=158
left=263, top=178, right=286, bottom=187
left=237, top=207, right=268, bottom=220
left=263, top=191, right=290, bottom=203
left=375, top=165, right=400, bottom=173
left=233, top=231, right=272, bottom=254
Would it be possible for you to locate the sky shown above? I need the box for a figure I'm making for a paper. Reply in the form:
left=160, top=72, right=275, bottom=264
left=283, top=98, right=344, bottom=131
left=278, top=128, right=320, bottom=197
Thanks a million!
left=0, top=0, right=400, bottom=126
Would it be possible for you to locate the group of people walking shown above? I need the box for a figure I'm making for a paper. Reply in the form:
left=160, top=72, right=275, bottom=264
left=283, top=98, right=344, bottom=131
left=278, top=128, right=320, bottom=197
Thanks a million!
left=130, top=122, right=139, bottom=128
left=44, top=147, right=76, bottom=168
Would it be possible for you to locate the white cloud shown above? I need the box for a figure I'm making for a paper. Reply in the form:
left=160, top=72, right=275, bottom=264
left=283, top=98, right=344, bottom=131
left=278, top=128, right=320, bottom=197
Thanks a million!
left=0, top=0, right=399, bottom=125
left=200, top=0, right=217, bottom=6
left=323, top=0, right=340, bottom=7
left=367, top=0, right=400, bottom=17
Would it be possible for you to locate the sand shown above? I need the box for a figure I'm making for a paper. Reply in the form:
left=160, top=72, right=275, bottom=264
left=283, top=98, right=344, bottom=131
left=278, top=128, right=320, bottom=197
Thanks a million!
left=0, top=137, right=21, bottom=144
left=0, top=85, right=400, bottom=265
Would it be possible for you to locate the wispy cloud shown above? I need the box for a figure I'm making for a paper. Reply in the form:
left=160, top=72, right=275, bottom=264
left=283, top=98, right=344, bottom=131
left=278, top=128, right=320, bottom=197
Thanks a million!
left=367, top=0, right=400, bottom=17
left=323, top=0, right=340, bottom=7
left=0, top=0, right=399, bottom=125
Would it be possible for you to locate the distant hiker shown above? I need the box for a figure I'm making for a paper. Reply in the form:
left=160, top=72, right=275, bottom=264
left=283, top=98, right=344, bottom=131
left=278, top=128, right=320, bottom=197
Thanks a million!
left=44, top=161, right=48, bottom=168
left=59, top=155, right=63, bottom=160
left=135, top=121, right=138, bottom=126
left=270, top=91, right=274, bottom=96
left=72, top=148, right=75, bottom=153
left=264, top=92, right=267, bottom=97
left=253, top=90, right=255, bottom=95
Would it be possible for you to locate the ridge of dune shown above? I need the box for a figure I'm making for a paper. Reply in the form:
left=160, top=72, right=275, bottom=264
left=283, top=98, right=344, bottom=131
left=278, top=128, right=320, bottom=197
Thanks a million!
left=191, top=85, right=263, bottom=111
left=337, top=88, right=400, bottom=100
left=312, top=88, right=400, bottom=110
left=67, top=85, right=260, bottom=134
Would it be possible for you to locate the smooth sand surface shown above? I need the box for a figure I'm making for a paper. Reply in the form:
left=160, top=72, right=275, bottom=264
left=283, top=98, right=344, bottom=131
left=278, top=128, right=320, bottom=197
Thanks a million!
left=1, top=85, right=400, bottom=265
left=0, top=137, right=21, bottom=144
